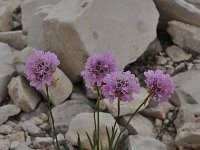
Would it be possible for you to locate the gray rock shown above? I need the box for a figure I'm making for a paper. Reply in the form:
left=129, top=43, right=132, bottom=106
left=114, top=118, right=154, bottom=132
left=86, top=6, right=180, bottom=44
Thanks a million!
left=0, top=139, right=10, bottom=150
left=33, top=137, right=53, bottom=149
left=174, top=106, right=196, bottom=129
left=166, top=46, right=192, bottom=62
left=40, top=68, right=73, bottom=106
left=65, top=112, right=120, bottom=150
left=120, top=114, right=155, bottom=137
left=0, top=74, right=11, bottom=103
left=175, top=122, right=200, bottom=149
left=8, top=76, right=41, bottom=112
left=124, top=135, right=167, bottom=150
left=0, top=124, right=12, bottom=135
left=52, top=100, right=93, bottom=134
left=0, top=31, right=27, bottom=50
left=7, top=131, right=25, bottom=143
left=162, top=133, right=176, bottom=150
left=0, top=105, right=21, bottom=125
left=16, top=144, right=32, bottom=150
left=156, top=55, right=168, bottom=65
left=21, top=0, right=60, bottom=33
left=43, top=0, right=159, bottom=82
left=0, top=5, right=13, bottom=31
left=28, top=5, right=53, bottom=49
left=153, top=0, right=200, bottom=28
left=10, top=141, right=20, bottom=150
left=168, top=21, right=200, bottom=53
left=22, top=121, right=43, bottom=136
left=0, top=0, right=21, bottom=12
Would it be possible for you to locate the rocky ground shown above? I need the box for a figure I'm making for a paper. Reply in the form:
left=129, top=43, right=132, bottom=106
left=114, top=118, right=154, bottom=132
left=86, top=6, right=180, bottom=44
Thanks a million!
left=0, top=0, right=200, bottom=150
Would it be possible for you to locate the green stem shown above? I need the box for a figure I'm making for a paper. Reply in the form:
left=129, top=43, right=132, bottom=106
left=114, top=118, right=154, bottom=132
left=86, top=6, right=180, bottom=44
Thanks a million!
left=114, top=92, right=152, bottom=150
left=96, top=88, right=101, bottom=150
left=46, top=86, right=60, bottom=150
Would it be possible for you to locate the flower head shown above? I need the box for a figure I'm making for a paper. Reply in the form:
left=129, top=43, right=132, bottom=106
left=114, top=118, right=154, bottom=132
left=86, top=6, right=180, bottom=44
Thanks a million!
left=144, top=69, right=175, bottom=104
left=82, top=52, right=118, bottom=88
left=24, top=50, right=60, bottom=90
left=102, top=71, right=140, bottom=103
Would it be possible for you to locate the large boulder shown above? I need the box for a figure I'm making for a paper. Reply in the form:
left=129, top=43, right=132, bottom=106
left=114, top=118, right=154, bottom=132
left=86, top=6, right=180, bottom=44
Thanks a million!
left=21, top=0, right=60, bottom=33
left=43, top=0, right=159, bottom=82
left=153, top=0, right=200, bottom=28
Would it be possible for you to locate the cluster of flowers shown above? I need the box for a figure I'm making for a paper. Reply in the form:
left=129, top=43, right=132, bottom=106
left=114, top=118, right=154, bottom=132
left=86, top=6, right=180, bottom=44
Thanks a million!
left=82, top=51, right=174, bottom=104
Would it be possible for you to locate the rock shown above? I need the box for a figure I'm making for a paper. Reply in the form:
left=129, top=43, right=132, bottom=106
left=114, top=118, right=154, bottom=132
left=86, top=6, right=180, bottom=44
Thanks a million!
left=10, top=141, right=20, bottom=150
left=174, top=106, right=196, bottom=129
left=147, top=38, right=163, bottom=53
left=40, top=68, right=73, bottom=106
left=124, top=135, right=167, bottom=150
left=156, top=56, right=168, bottom=65
left=39, top=122, right=50, bottom=131
left=120, top=113, right=155, bottom=137
left=172, top=70, right=200, bottom=106
left=21, top=0, right=60, bottom=33
left=52, top=100, right=93, bottom=134
left=8, top=76, right=41, bottom=112
left=5, top=121, right=17, bottom=128
left=153, top=0, right=200, bottom=28
left=162, top=133, right=176, bottom=150
left=0, top=139, right=10, bottom=150
left=0, top=105, right=21, bottom=125
left=86, top=88, right=98, bottom=100
left=33, top=137, right=53, bottom=149
left=16, top=144, right=32, bottom=150
left=28, top=5, right=53, bottom=49
left=175, top=122, right=200, bottom=149
left=168, top=21, right=200, bottom=54
left=166, top=46, right=192, bottom=63
left=0, top=74, right=11, bottom=103
left=22, top=121, right=43, bottom=136
left=0, top=44, right=14, bottom=75
left=7, top=131, right=25, bottom=143
left=141, top=102, right=173, bottom=120
left=0, top=124, right=12, bottom=134
left=0, top=5, right=13, bottom=31
left=183, top=104, right=200, bottom=117
left=99, top=88, right=149, bottom=117
left=38, top=113, right=48, bottom=122
left=13, top=46, right=36, bottom=76
left=43, top=0, right=159, bottom=82
left=66, top=112, right=120, bottom=150
left=155, top=119, right=162, bottom=132
left=30, top=117, right=44, bottom=126
left=0, top=31, right=27, bottom=50
left=175, top=62, right=186, bottom=73
left=0, top=0, right=21, bottom=12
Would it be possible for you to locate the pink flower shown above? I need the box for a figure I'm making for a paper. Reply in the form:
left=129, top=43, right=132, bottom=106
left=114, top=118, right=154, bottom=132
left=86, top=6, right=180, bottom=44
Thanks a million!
left=102, top=71, right=140, bottom=103
left=81, top=52, right=118, bottom=88
left=24, top=50, right=60, bottom=90
left=144, top=69, right=175, bottom=104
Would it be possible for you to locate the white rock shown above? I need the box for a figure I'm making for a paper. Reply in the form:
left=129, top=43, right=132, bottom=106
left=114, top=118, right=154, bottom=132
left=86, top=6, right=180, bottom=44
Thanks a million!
left=21, top=0, right=60, bottom=33
left=168, top=21, right=200, bottom=53
left=0, top=105, right=21, bottom=125
left=0, top=0, right=21, bottom=12
left=22, top=121, right=43, bottom=136
left=8, top=76, right=41, bottom=112
left=7, top=131, right=25, bottom=143
left=15, top=144, right=32, bottom=150
left=0, top=124, right=12, bottom=134
left=153, top=0, right=200, bottom=27
left=174, top=106, right=196, bottom=129
left=0, top=31, right=27, bottom=50
left=124, top=135, right=167, bottom=150
left=141, top=102, right=173, bottom=120
left=99, top=88, right=149, bottom=117
left=28, top=5, right=53, bottom=49
left=52, top=100, right=93, bottom=134
left=66, top=112, right=120, bottom=150
left=40, top=68, right=73, bottom=106
left=30, top=117, right=44, bottom=126
left=166, top=45, right=192, bottom=62
left=175, top=122, right=200, bottom=149
left=0, top=139, right=10, bottom=150
left=33, top=137, right=53, bottom=149
left=43, top=0, right=159, bottom=82
left=120, top=113, right=155, bottom=137
left=10, top=141, right=20, bottom=150
left=0, top=5, right=12, bottom=31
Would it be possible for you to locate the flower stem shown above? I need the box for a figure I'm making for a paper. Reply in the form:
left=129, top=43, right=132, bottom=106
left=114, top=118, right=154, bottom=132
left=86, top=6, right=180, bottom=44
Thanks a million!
left=96, top=88, right=101, bottom=150
left=113, top=92, right=152, bottom=150
left=45, top=86, right=60, bottom=150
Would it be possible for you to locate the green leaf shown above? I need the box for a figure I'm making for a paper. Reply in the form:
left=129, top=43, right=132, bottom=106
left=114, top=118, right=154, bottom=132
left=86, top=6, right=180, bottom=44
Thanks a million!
left=106, top=126, right=111, bottom=144
left=77, top=133, right=83, bottom=150
left=60, top=140, right=70, bottom=150
left=86, top=132, right=94, bottom=150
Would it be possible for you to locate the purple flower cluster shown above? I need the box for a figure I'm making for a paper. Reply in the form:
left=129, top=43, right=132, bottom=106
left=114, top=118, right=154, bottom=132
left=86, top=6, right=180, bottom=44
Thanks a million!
left=102, top=71, right=140, bottom=103
left=144, top=69, right=174, bottom=104
left=81, top=52, right=118, bottom=88
left=25, top=50, right=60, bottom=90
